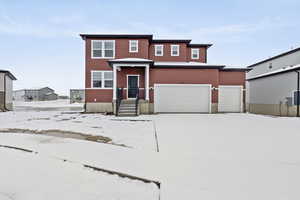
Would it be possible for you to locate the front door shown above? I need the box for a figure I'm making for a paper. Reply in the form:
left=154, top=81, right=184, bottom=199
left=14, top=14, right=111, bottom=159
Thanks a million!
left=127, top=75, right=139, bottom=99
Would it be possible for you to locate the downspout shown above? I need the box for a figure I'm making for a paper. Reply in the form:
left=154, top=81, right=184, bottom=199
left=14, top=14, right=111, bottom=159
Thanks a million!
left=297, top=71, right=300, bottom=117
left=3, top=73, right=8, bottom=111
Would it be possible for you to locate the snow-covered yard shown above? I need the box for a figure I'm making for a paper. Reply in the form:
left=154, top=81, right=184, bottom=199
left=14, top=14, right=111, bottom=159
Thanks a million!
left=0, top=144, right=158, bottom=200
left=1, top=102, right=300, bottom=200
left=0, top=110, right=157, bottom=150
left=13, top=99, right=84, bottom=111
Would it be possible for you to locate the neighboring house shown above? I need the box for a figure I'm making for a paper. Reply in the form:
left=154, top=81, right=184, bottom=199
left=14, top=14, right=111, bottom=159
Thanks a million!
left=80, top=34, right=247, bottom=116
left=70, top=89, right=85, bottom=103
left=0, top=69, right=17, bottom=111
left=13, top=87, right=58, bottom=101
left=246, top=47, right=300, bottom=116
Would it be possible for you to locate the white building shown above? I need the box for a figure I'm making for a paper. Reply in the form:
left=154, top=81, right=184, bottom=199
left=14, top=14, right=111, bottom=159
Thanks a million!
left=246, top=47, right=300, bottom=116
left=0, top=70, right=17, bottom=111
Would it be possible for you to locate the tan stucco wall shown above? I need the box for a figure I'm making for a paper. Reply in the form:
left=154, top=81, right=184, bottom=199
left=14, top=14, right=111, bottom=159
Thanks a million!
left=86, top=101, right=244, bottom=114
left=249, top=103, right=299, bottom=117
left=211, top=103, right=218, bottom=113
left=85, top=102, right=113, bottom=113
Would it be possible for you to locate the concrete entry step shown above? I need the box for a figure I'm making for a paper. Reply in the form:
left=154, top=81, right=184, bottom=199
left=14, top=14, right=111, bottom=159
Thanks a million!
left=120, top=100, right=136, bottom=104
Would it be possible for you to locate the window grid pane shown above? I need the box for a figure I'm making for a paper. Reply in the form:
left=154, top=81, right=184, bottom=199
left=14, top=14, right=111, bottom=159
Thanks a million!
left=192, top=49, right=199, bottom=59
left=104, top=41, right=114, bottom=49
left=92, top=40, right=114, bottom=58
left=155, top=45, right=163, bottom=56
left=93, top=41, right=102, bottom=49
left=92, top=71, right=102, bottom=88
left=104, top=80, right=113, bottom=88
left=104, top=71, right=113, bottom=79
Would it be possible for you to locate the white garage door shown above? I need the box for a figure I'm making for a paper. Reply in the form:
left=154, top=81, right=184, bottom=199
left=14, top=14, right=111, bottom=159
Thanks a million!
left=218, top=85, right=243, bottom=112
left=154, top=84, right=211, bottom=113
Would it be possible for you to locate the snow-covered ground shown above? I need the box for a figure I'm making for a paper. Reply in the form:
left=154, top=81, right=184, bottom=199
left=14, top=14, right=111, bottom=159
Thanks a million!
left=155, top=114, right=300, bottom=200
left=13, top=99, right=83, bottom=111
left=0, top=111, right=156, bottom=150
left=0, top=145, right=158, bottom=200
left=1, top=104, right=300, bottom=199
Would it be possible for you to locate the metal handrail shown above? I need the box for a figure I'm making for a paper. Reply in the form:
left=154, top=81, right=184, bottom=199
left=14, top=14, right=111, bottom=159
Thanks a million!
left=116, top=88, right=123, bottom=116
left=135, top=88, right=139, bottom=116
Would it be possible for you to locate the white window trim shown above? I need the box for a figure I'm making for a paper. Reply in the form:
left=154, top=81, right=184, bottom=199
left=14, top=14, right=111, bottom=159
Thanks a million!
left=91, top=70, right=113, bottom=89
left=171, top=45, right=180, bottom=56
left=91, top=40, right=115, bottom=59
left=191, top=48, right=199, bottom=59
left=155, top=45, right=164, bottom=56
left=129, top=40, right=138, bottom=53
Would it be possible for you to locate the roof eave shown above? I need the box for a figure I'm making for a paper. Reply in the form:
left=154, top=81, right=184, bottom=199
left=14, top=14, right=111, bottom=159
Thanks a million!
left=152, top=65, right=225, bottom=69
left=221, top=68, right=250, bottom=72
left=188, top=44, right=213, bottom=48
left=0, top=70, right=17, bottom=80
left=79, top=34, right=153, bottom=40
left=247, top=47, right=300, bottom=68
left=247, top=66, right=300, bottom=81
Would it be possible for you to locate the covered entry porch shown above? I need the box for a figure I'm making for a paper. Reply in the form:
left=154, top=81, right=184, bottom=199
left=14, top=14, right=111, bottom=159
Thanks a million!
left=108, top=58, right=152, bottom=116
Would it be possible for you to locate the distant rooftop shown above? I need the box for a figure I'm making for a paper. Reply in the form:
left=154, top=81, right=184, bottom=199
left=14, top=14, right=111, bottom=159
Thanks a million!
left=0, top=69, right=17, bottom=80
left=247, top=47, right=300, bottom=68
left=247, top=64, right=300, bottom=81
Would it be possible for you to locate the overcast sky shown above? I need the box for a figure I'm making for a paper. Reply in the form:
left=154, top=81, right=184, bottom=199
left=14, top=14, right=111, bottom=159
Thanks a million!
left=1, top=0, right=300, bottom=95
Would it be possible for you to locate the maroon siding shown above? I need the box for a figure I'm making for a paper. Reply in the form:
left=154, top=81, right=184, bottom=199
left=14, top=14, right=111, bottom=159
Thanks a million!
left=85, top=89, right=113, bottom=102
left=83, top=36, right=245, bottom=104
left=186, top=47, right=207, bottom=63
left=219, top=71, right=246, bottom=87
left=117, top=67, right=145, bottom=99
left=149, top=43, right=188, bottom=62
left=149, top=68, right=219, bottom=103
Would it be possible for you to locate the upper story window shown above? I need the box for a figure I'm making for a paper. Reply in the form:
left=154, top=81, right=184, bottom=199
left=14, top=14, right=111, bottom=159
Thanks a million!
left=129, top=40, right=138, bottom=53
left=91, top=71, right=113, bottom=88
left=91, top=40, right=115, bottom=59
left=155, top=45, right=164, bottom=56
left=171, top=45, right=180, bottom=56
left=191, top=48, right=199, bottom=59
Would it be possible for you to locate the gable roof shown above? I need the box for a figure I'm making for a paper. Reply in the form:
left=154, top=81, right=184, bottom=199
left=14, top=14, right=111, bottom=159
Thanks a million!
left=247, top=64, right=300, bottom=81
left=247, top=47, right=300, bottom=68
left=0, top=69, right=17, bottom=80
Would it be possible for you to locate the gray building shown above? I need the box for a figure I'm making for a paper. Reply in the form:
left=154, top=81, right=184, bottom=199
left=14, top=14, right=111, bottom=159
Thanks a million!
left=0, top=69, right=17, bottom=111
left=246, top=47, right=300, bottom=116
left=70, top=89, right=85, bottom=103
left=13, top=87, right=58, bottom=101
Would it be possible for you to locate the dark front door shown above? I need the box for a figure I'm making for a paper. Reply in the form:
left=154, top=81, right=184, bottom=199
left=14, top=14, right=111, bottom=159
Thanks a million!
left=128, top=75, right=139, bottom=98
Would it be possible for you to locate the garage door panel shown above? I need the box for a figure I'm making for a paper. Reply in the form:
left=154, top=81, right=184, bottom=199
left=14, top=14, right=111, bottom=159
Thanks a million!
left=218, top=86, right=242, bottom=112
left=154, top=84, right=211, bottom=113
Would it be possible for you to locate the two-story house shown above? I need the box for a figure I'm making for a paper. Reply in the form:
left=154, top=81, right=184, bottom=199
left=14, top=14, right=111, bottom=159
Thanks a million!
left=80, top=34, right=247, bottom=116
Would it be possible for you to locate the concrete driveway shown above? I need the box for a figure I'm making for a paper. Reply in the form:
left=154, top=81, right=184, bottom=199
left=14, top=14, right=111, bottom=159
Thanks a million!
left=154, top=114, right=300, bottom=200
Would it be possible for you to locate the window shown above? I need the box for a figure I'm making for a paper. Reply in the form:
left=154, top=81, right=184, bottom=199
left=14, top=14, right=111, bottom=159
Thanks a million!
left=91, top=71, right=113, bottom=88
left=92, top=71, right=102, bottom=88
left=191, top=48, right=199, bottom=59
left=129, top=40, right=138, bottom=52
left=91, top=40, right=115, bottom=58
left=155, top=45, right=164, bottom=56
left=171, top=45, right=180, bottom=56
